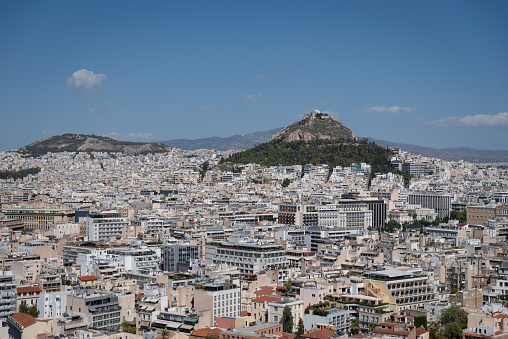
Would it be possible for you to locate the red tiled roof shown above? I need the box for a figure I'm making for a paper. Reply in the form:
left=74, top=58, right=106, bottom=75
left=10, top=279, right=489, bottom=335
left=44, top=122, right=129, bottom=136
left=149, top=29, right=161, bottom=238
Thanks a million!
left=260, top=286, right=273, bottom=290
left=192, top=327, right=223, bottom=337
left=240, top=311, right=250, bottom=316
left=252, top=296, right=282, bottom=303
left=301, top=328, right=336, bottom=339
left=10, top=313, right=37, bottom=328
left=78, top=275, right=97, bottom=281
left=17, top=286, right=42, bottom=294
left=377, top=323, right=398, bottom=327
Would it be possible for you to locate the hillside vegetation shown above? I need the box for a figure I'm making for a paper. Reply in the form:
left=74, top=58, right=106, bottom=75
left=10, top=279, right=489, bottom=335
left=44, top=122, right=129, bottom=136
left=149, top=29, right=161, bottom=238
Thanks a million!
left=0, top=167, right=41, bottom=180
left=20, top=134, right=170, bottom=156
left=223, top=138, right=403, bottom=177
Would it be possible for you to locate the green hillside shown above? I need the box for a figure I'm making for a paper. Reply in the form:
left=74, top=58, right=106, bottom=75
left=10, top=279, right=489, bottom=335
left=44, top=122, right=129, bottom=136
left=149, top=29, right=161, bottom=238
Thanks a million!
left=222, top=138, right=409, bottom=183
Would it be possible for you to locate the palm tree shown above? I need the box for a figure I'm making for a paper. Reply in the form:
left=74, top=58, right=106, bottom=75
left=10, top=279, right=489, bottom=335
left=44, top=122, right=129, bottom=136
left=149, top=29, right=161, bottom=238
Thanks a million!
left=368, top=323, right=376, bottom=333
left=161, top=329, right=169, bottom=339
left=350, top=318, right=360, bottom=335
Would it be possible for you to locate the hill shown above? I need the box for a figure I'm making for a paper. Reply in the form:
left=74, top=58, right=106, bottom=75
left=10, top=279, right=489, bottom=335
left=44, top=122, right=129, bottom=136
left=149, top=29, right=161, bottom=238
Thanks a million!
left=223, top=138, right=396, bottom=173
left=270, top=109, right=356, bottom=142
left=19, top=134, right=170, bottom=156
left=160, top=128, right=281, bottom=151
left=222, top=110, right=405, bottom=181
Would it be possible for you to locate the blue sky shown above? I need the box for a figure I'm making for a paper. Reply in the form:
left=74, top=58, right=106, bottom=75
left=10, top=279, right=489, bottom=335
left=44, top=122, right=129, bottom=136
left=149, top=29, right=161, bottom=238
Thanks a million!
left=1, top=1, right=507, bottom=151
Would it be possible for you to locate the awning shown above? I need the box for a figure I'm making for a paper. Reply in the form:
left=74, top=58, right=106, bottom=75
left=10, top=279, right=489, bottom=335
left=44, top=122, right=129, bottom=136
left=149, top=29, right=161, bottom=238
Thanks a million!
left=166, top=321, right=182, bottom=329
left=184, top=317, right=199, bottom=323
left=180, top=324, right=195, bottom=331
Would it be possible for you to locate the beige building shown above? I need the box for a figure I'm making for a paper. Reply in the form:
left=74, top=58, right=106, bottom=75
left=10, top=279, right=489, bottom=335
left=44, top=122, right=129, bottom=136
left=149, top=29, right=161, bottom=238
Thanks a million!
left=1, top=201, right=75, bottom=231
left=363, top=269, right=437, bottom=312
left=17, top=286, right=42, bottom=311
left=11, top=260, right=41, bottom=284
left=467, top=204, right=508, bottom=224
left=8, top=313, right=61, bottom=338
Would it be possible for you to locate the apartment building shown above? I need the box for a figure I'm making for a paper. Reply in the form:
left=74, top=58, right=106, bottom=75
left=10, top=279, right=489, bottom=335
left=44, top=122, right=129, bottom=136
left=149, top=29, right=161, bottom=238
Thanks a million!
left=304, top=308, right=351, bottom=334
left=267, top=298, right=304, bottom=333
left=107, top=247, right=160, bottom=273
left=206, top=241, right=288, bottom=274
left=194, top=283, right=241, bottom=326
left=317, top=203, right=373, bottom=231
left=85, top=210, right=129, bottom=241
left=67, top=289, right=122, bottom=331
left=38, top=291, right=68, bottom=318
left=161, top=243, right=199, bottom=272
left=0, top=275, right=17, bottom=321
left=17, top=286, right=42, bottom=311
left=363, top=269, right=437, bottom=312
left=278, top=203, right=318, bottom=226
left=11, top=260, right=41, bottom=284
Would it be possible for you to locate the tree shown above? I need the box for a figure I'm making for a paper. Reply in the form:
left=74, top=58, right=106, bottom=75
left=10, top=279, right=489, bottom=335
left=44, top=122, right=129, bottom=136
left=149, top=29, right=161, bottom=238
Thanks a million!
left=450, top=288, right=458, bottom=294
left=283, top=305, right=294, bottom=333
left=368, top=322, right=376, bottom=333
left=284, top=279, right=292, bottom=295
left=161, top=329, right=169, bottom=339
left=121, top=321, right=136, bottom=334
left=19, top=301, right=39, bottom=318
left=439, top=305, right=468, bottom=329
left=350, top=318, right=360, bottom=335
left=414, top=315, right=428, bottom=329
left=295, top=318, right=304, bottom=338
left=428, top=321, right=441, bottom=339
left=281, top=178, right=291, bottom=188
left=442, top=322, right=462, bottom=339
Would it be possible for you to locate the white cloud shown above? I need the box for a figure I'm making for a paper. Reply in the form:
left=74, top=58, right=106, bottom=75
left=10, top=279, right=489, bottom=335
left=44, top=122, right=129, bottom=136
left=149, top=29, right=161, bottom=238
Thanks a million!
left=255, top=73, right=263, bottom=80
left=243, top=94, right=263, bottom=102
left=106, top=132, right=122, bottom=138
left=128, top=133, right=154, bottom=139
left=364, top=106, right=418, bottom=114
left=41, top=129, right=55, bottom=134
left=428, top=112, right=508, bottom=128
left=67, top=69, right=107, bottom=94
left=200, top=106, right=214, bottom=112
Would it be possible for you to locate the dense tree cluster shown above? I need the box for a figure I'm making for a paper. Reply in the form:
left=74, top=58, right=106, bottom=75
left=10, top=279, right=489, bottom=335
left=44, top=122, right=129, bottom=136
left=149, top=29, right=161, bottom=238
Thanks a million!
left=222, top=139, right=410, bottom=184
left=0, top=167, right=40, bottom=180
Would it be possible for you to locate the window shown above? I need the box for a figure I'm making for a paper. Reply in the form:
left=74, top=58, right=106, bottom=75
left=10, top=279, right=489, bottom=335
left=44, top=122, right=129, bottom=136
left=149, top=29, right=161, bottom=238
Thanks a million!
left=274, top=315, right=278, bottom=322
left=274, top=307, right=278, bottom=311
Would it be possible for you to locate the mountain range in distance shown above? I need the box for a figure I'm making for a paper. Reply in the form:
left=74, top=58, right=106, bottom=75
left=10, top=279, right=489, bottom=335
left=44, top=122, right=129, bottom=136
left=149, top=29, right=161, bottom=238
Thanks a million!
left=161, top=130, right=508, bottom=163
left=12, top=127, right=508, bottom=163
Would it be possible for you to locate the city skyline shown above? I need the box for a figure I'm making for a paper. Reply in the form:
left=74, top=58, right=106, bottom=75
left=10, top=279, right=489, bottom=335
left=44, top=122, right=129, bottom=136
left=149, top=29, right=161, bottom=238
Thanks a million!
left=1, top=1, right=507, bottom=151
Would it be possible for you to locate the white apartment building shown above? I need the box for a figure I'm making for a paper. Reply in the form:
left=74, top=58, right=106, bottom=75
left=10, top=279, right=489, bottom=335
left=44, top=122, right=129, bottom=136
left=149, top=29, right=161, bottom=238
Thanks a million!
left=206, top=241, right=288, bottom=274
left=38, top=291, right=68, bottom=318
left=318, top=203, right=373, bottom=231
left=194, top=283, right=241, bottom=326
left=85, top=210, right=129, bottom=241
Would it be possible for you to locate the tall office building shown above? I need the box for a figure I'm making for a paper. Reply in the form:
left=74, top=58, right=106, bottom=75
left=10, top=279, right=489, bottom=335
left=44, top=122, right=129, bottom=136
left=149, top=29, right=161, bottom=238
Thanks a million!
left=408, top=192, right=451, bottom=219
left=161, top=243, right=199, bottom=272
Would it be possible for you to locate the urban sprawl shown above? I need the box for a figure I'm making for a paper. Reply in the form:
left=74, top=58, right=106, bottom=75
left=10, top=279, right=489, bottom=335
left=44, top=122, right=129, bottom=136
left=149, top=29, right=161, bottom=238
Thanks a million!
left=0, top=147, right=507, bottom=339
